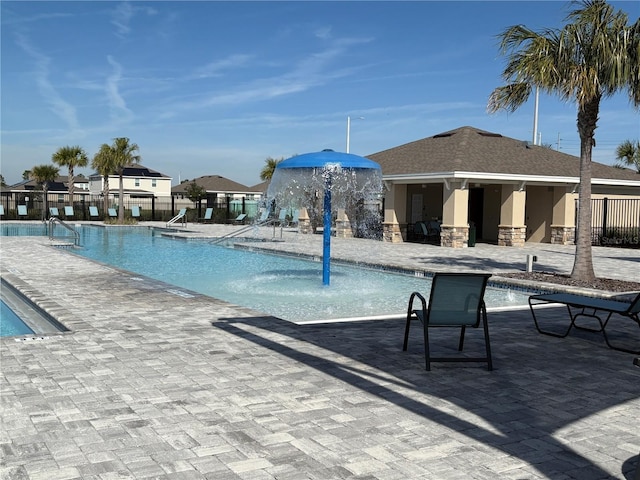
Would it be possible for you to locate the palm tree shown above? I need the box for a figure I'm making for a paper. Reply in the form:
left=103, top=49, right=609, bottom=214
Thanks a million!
left=260, top=157, right=283, bottom=181
left=51, top=145, right=88, bottom=201
left=92, top=143, right=117, bottom=216
left=112, top=137, right=141, bottom=222
left=615, top=140, right=640, bottom=173
left=96, top=137, right=141, bottom=222
left=29, top=164, right=59, bottom=220
left=488, top=0, right=640, bottom=282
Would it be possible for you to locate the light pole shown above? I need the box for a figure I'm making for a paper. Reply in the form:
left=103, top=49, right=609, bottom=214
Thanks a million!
left=346, top=115, right=364, bottom=153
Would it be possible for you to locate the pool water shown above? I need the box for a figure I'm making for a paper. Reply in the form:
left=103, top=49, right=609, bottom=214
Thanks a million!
left=64, top=226, right=530, bottom=323
left=0, top=223, right=48, bottom=236
left=0, top=300, right=35, bottom=336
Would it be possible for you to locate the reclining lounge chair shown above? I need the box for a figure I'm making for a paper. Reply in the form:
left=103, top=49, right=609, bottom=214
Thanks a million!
left=528, top=291, right=640, bottom=354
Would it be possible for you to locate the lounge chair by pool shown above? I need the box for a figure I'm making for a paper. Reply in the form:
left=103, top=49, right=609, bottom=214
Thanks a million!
left=529, top=291, right=640, bottom=354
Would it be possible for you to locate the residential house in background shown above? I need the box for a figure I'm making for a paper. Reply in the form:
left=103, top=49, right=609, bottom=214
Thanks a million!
left=172, top=175, right=264, bottom=219
left=89, top=164, right=172, bottom=201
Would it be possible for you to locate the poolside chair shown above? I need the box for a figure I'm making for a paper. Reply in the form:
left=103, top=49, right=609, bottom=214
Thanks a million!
left=232, top=213, right=247, bottom=224
left=277, top=209, right=288, bottom=226
left=131, top=206, right=141, bottom=219
left=89, top=206, right=99, bottom=219
left=17, top=205, right=28, bottom=217
left=49, top=207, right=60, bottom=217
left=529, top=291, right=640, bottom=354
left=64, top=206, right=74, bottom=218
left=198, top=207, right=213, bottom=223
left=403, top=272, right=493, bottom=371
left=108, top=208, right=117, bottom=218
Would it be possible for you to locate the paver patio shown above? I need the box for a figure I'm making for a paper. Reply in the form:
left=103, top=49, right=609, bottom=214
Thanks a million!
left=1, top=225, right=638, bottom=479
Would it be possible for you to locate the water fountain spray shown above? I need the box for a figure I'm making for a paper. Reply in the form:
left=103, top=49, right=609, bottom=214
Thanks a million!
left=267, top=150, right=382, bottom=286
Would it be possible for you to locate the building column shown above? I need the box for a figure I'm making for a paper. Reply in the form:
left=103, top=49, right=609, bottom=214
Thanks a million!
left=498, top=184, right=526, bottom=246
left=551, top=187, right=576, bottom=245
left=440, top=181, right=469, bottom=248
left=335, top=208, right=353, bottom=238
left=297, top=208, right=313, bottom=234
left=382, top=183, right=405, bottom=243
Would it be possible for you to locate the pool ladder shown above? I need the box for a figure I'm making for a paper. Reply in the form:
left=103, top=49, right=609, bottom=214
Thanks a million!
left=47, top=217, right=80, bottom=246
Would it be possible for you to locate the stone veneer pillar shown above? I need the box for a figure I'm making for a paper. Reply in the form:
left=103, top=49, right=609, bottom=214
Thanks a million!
left=297, top=208, right=313, bottom=234
left=498, top=184, right=526, bottom=247
left=381, top=182, right=407, bottom=243
left=382, top=222, right=403, bottom=243
left=497, top=226, right=526, bottom=247
left=550, top=187, right=576, bottom=245
left=334, top=209, right=353, bottom=238
left=440, top=181, right=470, bottom=248
left=440, top=225, right=469, bottom=248
left=550, top=226, right=575, bottom=245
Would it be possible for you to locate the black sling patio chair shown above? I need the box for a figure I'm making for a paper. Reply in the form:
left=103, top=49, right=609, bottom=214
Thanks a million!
left=403, top=272, right=493, bottom=371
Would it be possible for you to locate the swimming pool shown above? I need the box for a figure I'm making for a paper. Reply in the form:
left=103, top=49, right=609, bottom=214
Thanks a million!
left=0, top=278, right=67, bottom=337
left=0, top=300, right=35, bottom=336
left=0, top=222, right=48, bottom=236
left=53, top=226, right=531, bottom=323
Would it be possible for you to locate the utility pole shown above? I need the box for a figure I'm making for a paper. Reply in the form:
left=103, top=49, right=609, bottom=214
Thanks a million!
left=556, top=132, right=562, bottom=151
left=532, top=86, right=539, bottom=145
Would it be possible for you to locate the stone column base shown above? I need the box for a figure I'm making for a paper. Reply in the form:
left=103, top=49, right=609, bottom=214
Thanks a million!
left=298, top=218, right=313, bottom=234
left=498, top=226, right=526, bottom=247
left=440, top=225, right=468, bottom=248
left=382, top=222, right=403, bottom=243
left=550, top=226, right=575, bottom=245
left=335, top=220, right=353, bottom=238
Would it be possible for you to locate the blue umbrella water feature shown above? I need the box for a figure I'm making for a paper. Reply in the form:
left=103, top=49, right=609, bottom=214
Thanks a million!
left=267, top=150, right=383, bottom=286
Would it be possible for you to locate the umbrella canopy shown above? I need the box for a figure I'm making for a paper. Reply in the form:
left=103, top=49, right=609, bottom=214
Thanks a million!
left=275, top=149, right=381, bottom=171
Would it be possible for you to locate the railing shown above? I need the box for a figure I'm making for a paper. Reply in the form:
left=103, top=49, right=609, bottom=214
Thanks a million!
left=166, top=209, right=187, bottom=227
left=210, top=217, right=275, bottom=245
left=591, top=198, right=640, bottom=248
left=47, top=217, right=80, bottom=246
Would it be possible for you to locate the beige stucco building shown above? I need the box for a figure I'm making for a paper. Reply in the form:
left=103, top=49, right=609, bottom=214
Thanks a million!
left=368, top=126, right=640, bottom=247
left=89, top=165, right=172, bottom=199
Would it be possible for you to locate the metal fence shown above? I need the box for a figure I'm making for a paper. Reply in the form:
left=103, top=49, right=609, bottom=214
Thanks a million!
left=591, top=198, right=640, bottom=248
left=0, top=192, right=262, bottom=223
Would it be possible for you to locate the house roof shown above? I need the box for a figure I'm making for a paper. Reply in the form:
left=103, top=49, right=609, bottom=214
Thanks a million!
left=88, top=165, right=170, bottom=180
left=8, top=175, right=89, bottom=191
left=367, top=126, right=640, bottom=186
left=172, top=175, right=255, bottom=194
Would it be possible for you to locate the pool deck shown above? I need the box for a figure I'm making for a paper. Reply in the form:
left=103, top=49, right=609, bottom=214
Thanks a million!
left=1, top=222, right=639, bottom=479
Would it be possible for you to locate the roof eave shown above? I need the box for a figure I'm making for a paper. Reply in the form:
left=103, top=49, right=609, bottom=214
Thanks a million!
left=382, top=171, right=640, bottom=187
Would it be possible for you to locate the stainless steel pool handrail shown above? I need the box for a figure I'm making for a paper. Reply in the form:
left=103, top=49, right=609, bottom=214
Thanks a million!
left=210, top=218, right=276, bottom=244
left=167, top=210, right=187, bottom=228
left=47, top=217, right=80, bottom=246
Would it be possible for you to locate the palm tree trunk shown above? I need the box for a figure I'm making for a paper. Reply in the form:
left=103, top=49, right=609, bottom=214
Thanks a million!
left=118, top=171, right=124, bottom=222
left=102, top=175, right=110, bottom=216
left=68, top=166, right=75, bottom=199
left=570, top=97, right=599, bottom=282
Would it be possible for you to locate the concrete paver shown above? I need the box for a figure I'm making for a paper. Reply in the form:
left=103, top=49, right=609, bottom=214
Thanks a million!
left=1, top=223, right=639, bottom=479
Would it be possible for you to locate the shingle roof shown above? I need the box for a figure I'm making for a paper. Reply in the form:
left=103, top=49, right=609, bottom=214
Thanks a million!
left=367, top=126, right=640, bottom=182
left=172, top=175, right=253, bottom=194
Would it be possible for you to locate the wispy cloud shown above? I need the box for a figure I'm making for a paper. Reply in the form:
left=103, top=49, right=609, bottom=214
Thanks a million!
left=14, top=33, right=80, bottom=132
left=106, top=55, right=134, bottom=123
left=161, top=35, right=374, bottom=117
left=188, top=54, right=254, bottom=80
left=111, top=1, right=157, bottom=39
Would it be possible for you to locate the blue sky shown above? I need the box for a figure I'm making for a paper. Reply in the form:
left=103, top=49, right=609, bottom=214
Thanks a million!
left=2, top=1, right=639, bottom=187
